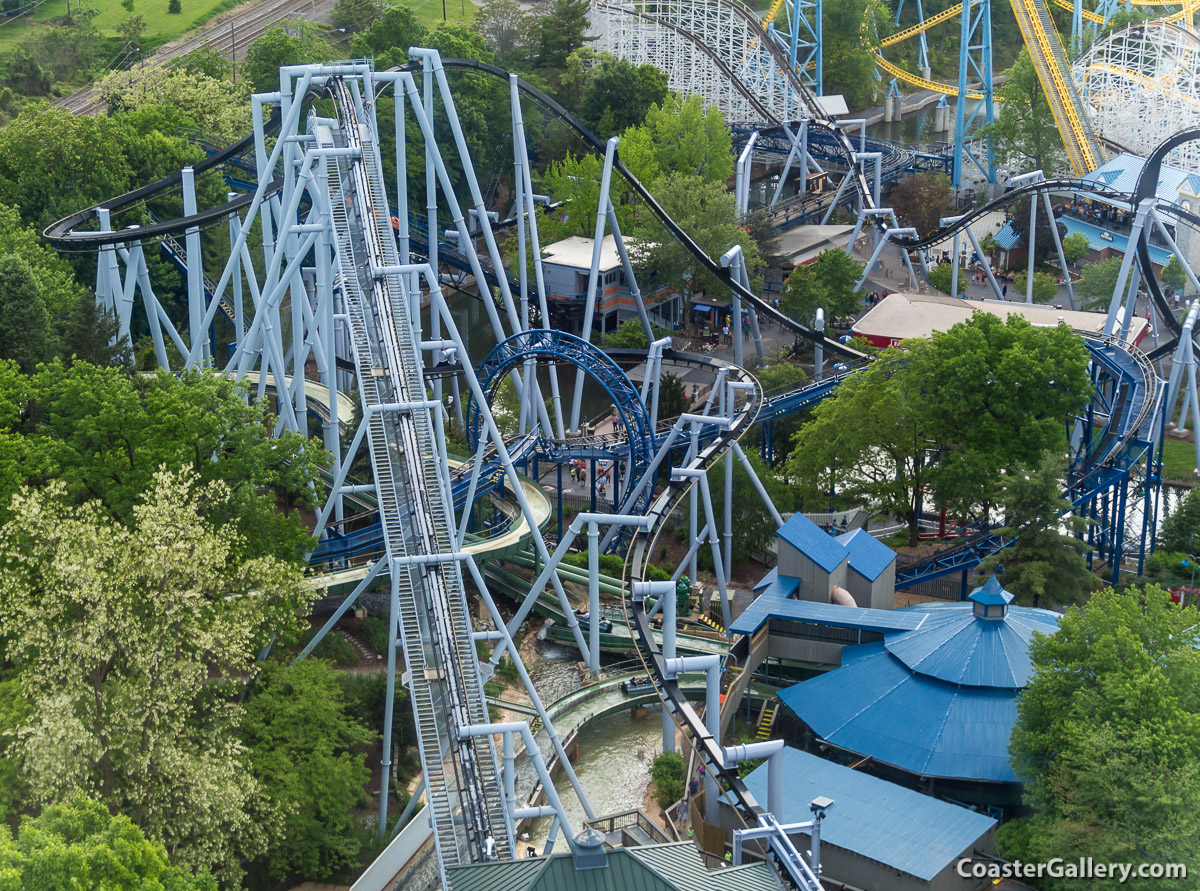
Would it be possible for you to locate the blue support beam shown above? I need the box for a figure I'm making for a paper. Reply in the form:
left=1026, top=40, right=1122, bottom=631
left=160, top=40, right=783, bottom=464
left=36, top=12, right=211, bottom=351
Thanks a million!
left=953, top=0, right=996, bottom=190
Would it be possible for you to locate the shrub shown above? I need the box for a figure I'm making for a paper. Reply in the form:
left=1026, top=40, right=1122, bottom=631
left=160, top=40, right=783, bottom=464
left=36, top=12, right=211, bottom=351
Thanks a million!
left=363, top=616, right=389, bottom=655
left=309, top=629, right=356, bottom=666
left=649, top=750, right=685, bottom=809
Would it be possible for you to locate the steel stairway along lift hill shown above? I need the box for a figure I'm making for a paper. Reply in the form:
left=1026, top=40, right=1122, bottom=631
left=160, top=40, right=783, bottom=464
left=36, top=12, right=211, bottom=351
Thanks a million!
left=318, top=76, right=509, bottom=870
left=1008, top=0, right=1106, bottom=175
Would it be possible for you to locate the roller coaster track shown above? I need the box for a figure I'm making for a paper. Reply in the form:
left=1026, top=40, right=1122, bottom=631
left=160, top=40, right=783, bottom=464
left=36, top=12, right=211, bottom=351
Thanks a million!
left=321, top=76, right=508, bottom=869
left=1048, top=0, right=1105, bottom=24
left=872, top=51, right=989, bottom=99
left=880, top=3, right=968, bottom=47
left=1010, top=0, right=1106, bottom=174
left=592, top=0, right=782, bottom=123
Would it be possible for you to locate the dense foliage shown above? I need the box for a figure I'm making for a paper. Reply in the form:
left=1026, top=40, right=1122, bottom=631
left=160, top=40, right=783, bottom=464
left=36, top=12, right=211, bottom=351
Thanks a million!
left=0, top=363, right=325, bottom=562
left=1005, top=586, right=1200, bottom=889
left=788, top=314, right=1092, bottom=543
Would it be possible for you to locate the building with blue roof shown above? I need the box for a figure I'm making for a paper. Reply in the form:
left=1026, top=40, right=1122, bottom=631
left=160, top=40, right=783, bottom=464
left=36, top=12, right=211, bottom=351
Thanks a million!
left=733, top=747, right=997, bottom=891
left=777, top=577, right=1060, bottom=790
left=774, top=514, right=896, bottom=610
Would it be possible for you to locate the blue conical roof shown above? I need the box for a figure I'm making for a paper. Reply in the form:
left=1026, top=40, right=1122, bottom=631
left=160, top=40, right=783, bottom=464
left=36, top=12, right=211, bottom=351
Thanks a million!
left=883, top=596, right=1059, bottom=689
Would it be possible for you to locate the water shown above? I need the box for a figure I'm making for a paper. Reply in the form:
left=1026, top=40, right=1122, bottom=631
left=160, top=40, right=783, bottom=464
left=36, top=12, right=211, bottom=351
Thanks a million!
left=527, top=643, right=587, bottom=704
left=866, top=97, right=984, bottom=145
left=524, top=705, right=666, bottom=852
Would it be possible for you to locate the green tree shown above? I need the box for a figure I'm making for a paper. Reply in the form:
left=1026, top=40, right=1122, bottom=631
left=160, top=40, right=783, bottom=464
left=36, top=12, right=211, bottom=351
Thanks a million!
left=889, top=172, right=952, bottom=237
left=921, top=313, right=1091, bottom=518
left=98, top=66, right=251, bottom=142
left=1061, top=231, right=1090, bottom=264
left=604, top=317, right=652, bottom=349
left=1013, top=269, right=1058, bottom=303
left=781, top=249, right=863, bottom=325
left=986, top=49, right=1066, bottom=173
left=578, top=57, right=668, bottom=135
left=618, top=93, right=734, bottom=185
left=655, top=371, right=687, bottom=421
left=789, top=315, right=1091, bottom=542
left=788, top=345, right=935, bottom=544
left=535, top=0, right=593, bottom=68
left=1075, top=256, right=1123, bottom=310
left=1007, top=585, right=1200, bottom=889
left=0, top=470, right=314, bottom=883
left=3, top=49, right=51, bottom=97
left=636, top=173, right=762, bottom=306
left=823, top=0, right=886, bottom=109
left=0, top=104, right=136, bottom=231
left=1159, top=487, right=1200, bottom=554
left=472, top=0, right=535, bottom=66
left=241, top=660, right=373, bottom=886
left=0, top=794, right=217, bottom=890
left=648, top=750, right=684, bottom=809
left=168, top=0, right=181, bottom=13
left=928, top=260, right=957, bottom=295
left=1162, top=254, right=1188, bottom=292
left=978, top=452, right=1095, bottom=606
left=351, top=3, right=427, bottom=62
left=0, top=672, right=30, bottom=823
left=755, top=353, right=806, bottom=392
left=0, top=203, right=84, bottom=320
left=0, top=255, right=50, bottom=372
left=241, top=22, right=336, bottom=93
left=0, top=363, right=325, bottom=561
left=168, top=46, right=234, bottom=81
left=331, top=0, right=381, bottom=32
left=63, top=293, right=132, bottom=367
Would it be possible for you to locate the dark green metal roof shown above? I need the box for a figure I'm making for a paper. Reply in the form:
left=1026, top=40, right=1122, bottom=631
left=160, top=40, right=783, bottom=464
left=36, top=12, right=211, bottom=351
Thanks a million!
left=446, top=842, right=776, bottom=891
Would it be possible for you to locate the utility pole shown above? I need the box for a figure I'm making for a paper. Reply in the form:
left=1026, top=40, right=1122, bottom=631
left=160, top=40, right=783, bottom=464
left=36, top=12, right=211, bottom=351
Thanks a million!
left=230, top=22, right=236, bottom=82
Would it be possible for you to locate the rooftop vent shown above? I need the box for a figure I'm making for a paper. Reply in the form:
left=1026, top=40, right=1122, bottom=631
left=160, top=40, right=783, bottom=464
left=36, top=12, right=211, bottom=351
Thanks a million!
left=572, top=827, right=608, bottom=871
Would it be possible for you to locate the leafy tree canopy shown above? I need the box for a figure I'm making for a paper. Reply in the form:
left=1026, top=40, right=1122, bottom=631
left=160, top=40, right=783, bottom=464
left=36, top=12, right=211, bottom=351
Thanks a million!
left=788, top=314, right=1091, bottom=542
left=0, top=794, right=218, bottom=891
left=1162, top=254, right=1189, bottom=292
left=0, top=362, right=326, bottom=562
left=578, top=56, right=668, bottom=136
left=986, top=49, right=1066, bottom=174
left=1013, top=269, right=1059, bottom=303
left=0, top=470, right=315, bottom=884
left=241, top=22, right=337, bottom=93
left=1160, top=487, right=1200, bottom=554
left=1061, top=231, right=1090, bottom=264
left=1006, top=585, right=1200, bottom=889
left=1075, top=255, right=1124, bottom=309
left=781, top=249, right=863, bottom=325
left=98, top=65, right=252, bottom=142
left=0, top=202, right=85, bottom=320
left=241, top=660, right=373, bottom=886
left=889, top=172, right=952, bottom=237
left=535, top=0, right=594, bottom=68
left=0, top=255, right=50, bottom=373
left=978, top=451, right=1095, bottom=606
left=619, top=93, right=734, bottom=186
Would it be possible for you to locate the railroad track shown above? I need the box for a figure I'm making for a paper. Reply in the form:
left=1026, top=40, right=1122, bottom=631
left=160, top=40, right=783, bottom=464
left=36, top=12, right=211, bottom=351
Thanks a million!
left=56, top=0, right=324, bottom=116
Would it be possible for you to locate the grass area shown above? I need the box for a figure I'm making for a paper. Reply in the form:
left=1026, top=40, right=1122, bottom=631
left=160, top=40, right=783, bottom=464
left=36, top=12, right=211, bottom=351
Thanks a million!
left=403, top=0, right=476, bottom=30
left=1161, top=436, right=1198, bottom=483
left=0, top=0, right=241, bottom=53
